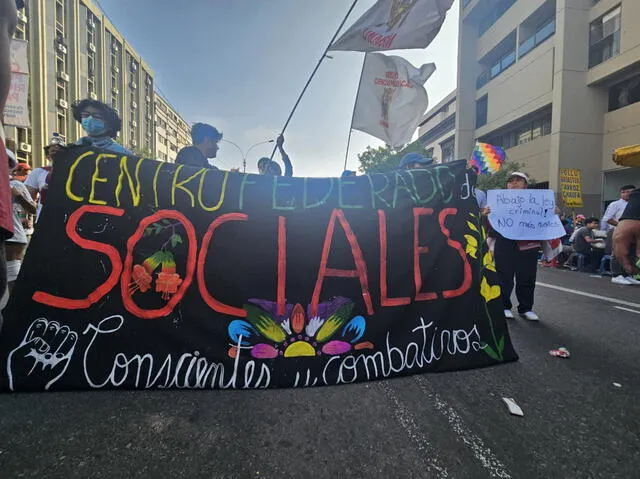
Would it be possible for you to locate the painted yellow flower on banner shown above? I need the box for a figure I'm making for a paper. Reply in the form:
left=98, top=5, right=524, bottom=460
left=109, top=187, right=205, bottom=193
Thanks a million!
left=481, top=277, right=501, bottom=303
left=483, top=251, right=496, bottom=272
left=464, top=234, right=478, bottom=259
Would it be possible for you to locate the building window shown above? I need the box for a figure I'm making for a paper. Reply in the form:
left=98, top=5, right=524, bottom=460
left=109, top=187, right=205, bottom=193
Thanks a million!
left=56, top=80, right=67, bottom=101
left=55, top=0, right=64, bottom=34
left=482, top=110, right=552, bottom=149
left=609, top=75, right=640, bottom=111
left=56, top=111, right=67, bottom=140
left=440, top=137, right=455, bottom=163
left=479, top=0, right=516, bottom=37
left=589, top=6, right=621, bottom=68
left=519, top=18, right=555, bottom=59
left=476, top=95, right=488, bottom=128
left=476, top=32, right=517, bottom=89
left=56, top=53, right=66, bottom=74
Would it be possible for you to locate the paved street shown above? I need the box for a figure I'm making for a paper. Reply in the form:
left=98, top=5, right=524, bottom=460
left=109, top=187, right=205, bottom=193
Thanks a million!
left=1, top=267, right=639, bottom=478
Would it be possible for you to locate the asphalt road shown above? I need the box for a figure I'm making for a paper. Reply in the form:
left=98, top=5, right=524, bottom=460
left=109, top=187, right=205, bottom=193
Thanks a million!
left=1, top=267, right=639, bottom=478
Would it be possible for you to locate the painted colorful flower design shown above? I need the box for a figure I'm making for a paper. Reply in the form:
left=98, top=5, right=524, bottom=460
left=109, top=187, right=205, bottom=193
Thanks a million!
left=227, top=297, right=374, bottom=359
left=465, top=212, right=505, bottom=361
left=129, top=220, right=185, bottom=301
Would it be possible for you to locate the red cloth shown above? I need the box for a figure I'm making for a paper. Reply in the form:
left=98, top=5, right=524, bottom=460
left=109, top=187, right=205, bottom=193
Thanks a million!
left=0, top=139, right=14, bottom=239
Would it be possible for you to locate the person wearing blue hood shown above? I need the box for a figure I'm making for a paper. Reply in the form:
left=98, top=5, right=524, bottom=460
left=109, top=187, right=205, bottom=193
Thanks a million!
left=399, top=152, right=433, bottom=170
left=72, top=99, right=133, bottom=156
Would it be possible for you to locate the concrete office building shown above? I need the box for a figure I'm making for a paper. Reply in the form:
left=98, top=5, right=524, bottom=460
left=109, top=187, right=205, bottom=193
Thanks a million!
left=455, top=0, right=640, bottom=213
left=155, top=94, right=191, bottom=163
left=417, top=90, right=457, bottom=164
left=7, top=0, right=166, bottom=167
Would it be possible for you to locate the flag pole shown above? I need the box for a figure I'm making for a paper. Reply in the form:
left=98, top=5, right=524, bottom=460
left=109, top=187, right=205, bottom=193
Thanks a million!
left=269, top=0, right=360, bottom=161
left=343, top=54, right=367, bottom=172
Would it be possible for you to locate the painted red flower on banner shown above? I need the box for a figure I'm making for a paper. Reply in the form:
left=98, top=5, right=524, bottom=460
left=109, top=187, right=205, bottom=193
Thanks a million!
left=128, top=220, right=185, bottom=301
left=227, top=297, right=374, bottom=359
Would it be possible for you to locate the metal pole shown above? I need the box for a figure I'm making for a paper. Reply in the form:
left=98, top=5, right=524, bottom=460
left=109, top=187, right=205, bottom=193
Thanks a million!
left=221, top=139, right=246, bottom=172
left=269, top=0, right=360, bottom=160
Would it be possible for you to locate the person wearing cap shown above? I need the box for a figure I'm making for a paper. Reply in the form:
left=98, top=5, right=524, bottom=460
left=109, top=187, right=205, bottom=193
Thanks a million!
left=176, top=122, right=223, bottom=169
left=72, top=99, right=133, bottom=156
left=4, top=150, right=35, bottom=300
left=490, top=171, right=541, bottom=321
left=399, top=152, right=433, bottom=170
left=11, top=160, right=30, bottom=182
left=24, top=139, right=64, bottom=223
left=258, top=135, right=293, bottom=177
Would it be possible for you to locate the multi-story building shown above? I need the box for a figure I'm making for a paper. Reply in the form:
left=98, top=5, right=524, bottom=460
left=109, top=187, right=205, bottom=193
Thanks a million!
left=154, top=94, right=191, bottom=163
left=455, top=0, right=640, bottom=213
left=6, top=0, right=158, bottom=167
left=417, top=90, right=457, bottom=164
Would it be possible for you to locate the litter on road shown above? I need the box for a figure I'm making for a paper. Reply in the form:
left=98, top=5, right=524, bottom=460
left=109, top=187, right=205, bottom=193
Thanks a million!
left=502, top=398, right=524, bottom=417
left=549, top=347, right=571, bottom=358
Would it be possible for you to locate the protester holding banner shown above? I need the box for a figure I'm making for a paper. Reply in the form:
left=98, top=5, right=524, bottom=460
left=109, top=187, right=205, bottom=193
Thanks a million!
left=258, top=135, right=293, bottom=177
left=490, top=172, right=541, bottom=321
left=399, top=152, right=433, bottom=170
left=176, top=122, right=222, bottom=169
left=72, top=99, right=133, bottom=156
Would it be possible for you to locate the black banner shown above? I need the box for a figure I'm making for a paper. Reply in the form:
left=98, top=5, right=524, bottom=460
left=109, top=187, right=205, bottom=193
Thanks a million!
left=0, top=147, right=517, bottom=391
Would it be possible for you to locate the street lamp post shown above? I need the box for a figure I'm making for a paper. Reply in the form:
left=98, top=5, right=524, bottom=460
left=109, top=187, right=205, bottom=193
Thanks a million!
left=222, top=139, right=275, bottom=173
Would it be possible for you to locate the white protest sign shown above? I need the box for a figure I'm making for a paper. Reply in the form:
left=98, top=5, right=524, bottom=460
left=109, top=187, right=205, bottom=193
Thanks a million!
left=487, top=189, right=565, bottom=240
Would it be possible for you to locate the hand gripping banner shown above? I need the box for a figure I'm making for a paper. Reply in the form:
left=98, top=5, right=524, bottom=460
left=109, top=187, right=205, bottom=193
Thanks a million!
left=0, top=148, right=517, bottom=391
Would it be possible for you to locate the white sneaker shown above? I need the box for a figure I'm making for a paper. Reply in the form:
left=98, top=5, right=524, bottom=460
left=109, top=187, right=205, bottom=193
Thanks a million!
left=521, top=311, right=540, bottom=321
left=504, top=309, right=514, bottom=319
left=625, top=276, right=640, bottom=285
left=612, top=275, right=634, bottom=285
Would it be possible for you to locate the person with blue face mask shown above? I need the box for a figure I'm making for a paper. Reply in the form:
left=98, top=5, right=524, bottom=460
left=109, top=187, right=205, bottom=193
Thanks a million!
left=71, top=99, right=133, bottom=156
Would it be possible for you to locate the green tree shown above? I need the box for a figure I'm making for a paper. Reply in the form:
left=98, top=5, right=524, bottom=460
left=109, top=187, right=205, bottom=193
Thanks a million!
left=357, top=142, right=432, bottom=173
left=476, top=161, right=535, bottom=191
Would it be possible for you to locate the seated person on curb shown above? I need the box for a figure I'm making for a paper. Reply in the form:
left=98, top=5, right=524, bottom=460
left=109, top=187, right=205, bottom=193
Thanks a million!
left=571, top=217, right=601, bottom=272
left=176, top=123, right=222, bottom=169
left=258, top=135, right=293, bottom=177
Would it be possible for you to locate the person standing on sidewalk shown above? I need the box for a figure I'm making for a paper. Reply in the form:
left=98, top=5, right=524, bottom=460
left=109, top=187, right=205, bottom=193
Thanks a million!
left=602, top=185, right=639, bottom=285
left=486, top=172, right=541, bottom=321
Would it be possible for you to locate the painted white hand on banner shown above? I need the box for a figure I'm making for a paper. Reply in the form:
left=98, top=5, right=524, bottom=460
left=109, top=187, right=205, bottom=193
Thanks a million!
left=7, top=318, right=78, bottom=391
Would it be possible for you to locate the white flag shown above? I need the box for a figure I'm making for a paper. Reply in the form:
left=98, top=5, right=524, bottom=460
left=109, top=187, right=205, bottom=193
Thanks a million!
left=352, top=53, right=435, bottom=148
left=330, top=0, right=454, bottom=53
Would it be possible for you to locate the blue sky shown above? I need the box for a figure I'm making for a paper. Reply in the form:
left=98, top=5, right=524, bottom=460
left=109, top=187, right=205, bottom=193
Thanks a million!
left=97, top=0, right=460, bottom=176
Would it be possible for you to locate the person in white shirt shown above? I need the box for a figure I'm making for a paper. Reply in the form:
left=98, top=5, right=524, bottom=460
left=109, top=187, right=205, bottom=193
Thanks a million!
left=602, top=185, right=639, bottom=285
left=24, top=138, right=64, bottom=222
left=601, top=185, right=635, bottom=231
